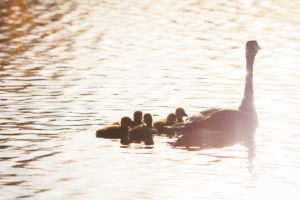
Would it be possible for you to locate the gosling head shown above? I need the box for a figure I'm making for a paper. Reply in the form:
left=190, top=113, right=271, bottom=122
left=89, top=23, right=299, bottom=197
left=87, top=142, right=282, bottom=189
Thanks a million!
left=175, top=107, right=188, bottom=122
left=246, top=40, right=261, bottom=54
left=143, top=113, right=153, bottom=127
left=133, top=111, right=143, bottom=123
left=166, top=113, right=176, bottom=125
left=120, top=117, right=133, bottom=128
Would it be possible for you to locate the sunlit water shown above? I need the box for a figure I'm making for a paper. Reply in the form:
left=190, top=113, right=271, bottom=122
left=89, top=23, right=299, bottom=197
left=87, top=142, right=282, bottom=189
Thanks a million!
left=1, top=0, right=300, bottom=199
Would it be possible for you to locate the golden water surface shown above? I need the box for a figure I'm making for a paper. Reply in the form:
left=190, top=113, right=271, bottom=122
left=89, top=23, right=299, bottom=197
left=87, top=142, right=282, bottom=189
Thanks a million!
left=1, top=0, right=300, bottom=199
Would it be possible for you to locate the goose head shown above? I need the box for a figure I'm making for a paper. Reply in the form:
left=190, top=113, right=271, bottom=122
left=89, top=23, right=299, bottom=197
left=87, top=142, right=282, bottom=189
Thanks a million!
left=143, top=113, right=153, bottom=127
left=133, top=110, right=143, bottom=123
left=120, top=117, right=133, bottom=128
left=246, top=40, right=261, bottom=54
left=175, top=107, right=188, bottom=122
left=166, top=113, right=176, bottom=125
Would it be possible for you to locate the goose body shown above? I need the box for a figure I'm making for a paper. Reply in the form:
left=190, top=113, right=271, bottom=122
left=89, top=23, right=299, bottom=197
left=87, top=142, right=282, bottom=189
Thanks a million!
left=128, top=113, right=155, bottom=145
left=169, top=41, right=261, bottom=149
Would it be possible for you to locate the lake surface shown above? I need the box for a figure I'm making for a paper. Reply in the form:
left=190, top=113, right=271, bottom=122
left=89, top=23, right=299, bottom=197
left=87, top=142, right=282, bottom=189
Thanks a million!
left=1, top=0, right=300, bottom=199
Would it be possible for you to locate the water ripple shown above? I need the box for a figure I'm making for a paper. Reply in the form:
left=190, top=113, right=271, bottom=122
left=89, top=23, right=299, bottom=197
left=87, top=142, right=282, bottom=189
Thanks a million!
left=1, top=0, right=300, bottom=199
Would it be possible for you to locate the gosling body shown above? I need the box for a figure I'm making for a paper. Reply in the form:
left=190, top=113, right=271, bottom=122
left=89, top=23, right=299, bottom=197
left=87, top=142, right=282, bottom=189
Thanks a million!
left=153, top=107, right=187, bottom=137
left=96, top=117, right=133, bottom=139
left=153, top=113, right=176, bottom=137
left=128, top=113, right=155, bottom=145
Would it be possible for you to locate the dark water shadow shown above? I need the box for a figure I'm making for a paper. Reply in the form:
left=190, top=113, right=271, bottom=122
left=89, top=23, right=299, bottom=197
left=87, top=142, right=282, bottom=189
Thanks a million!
left=171, top=130, right=257, bottom=172
left=120, top=144, right=154, bottom=150
left=12, top=151, right=61, bottom=168
left=3, top=180, right=26, bottom=186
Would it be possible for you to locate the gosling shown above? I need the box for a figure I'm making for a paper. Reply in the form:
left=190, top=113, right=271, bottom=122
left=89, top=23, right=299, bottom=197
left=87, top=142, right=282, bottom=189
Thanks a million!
left=153, top=107, right=188, bottom=137
left=96, top=117, right=133, bottom=139
left=175, top=107, right=188, bottom=123
left=110, top=111, right=143, bottom=128
left=128, top=113, right=155, bottom=145
left=153, top=113, right=176, bottom=136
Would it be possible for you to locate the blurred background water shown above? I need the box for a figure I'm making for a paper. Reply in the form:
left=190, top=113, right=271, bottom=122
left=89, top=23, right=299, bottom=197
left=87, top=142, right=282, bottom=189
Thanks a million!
left=0, top=0, right=300, bottom=199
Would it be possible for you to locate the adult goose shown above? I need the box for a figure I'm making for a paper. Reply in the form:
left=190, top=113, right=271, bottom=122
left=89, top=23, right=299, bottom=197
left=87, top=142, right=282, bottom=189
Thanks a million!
left=168, top=40, right=261, bottom=149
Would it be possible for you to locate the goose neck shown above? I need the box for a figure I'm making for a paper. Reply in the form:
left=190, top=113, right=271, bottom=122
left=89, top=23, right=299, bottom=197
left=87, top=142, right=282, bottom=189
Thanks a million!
left=246, top=52, right=257, bottom=73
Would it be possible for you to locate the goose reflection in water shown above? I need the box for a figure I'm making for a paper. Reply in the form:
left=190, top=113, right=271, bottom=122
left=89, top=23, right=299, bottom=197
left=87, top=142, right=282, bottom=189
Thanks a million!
left=166, top=40, right=261, bottom=169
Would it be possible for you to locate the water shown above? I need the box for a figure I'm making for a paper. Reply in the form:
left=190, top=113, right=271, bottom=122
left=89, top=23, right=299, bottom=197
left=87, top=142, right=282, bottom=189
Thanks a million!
left=1, top=0, right=300, bottom=199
